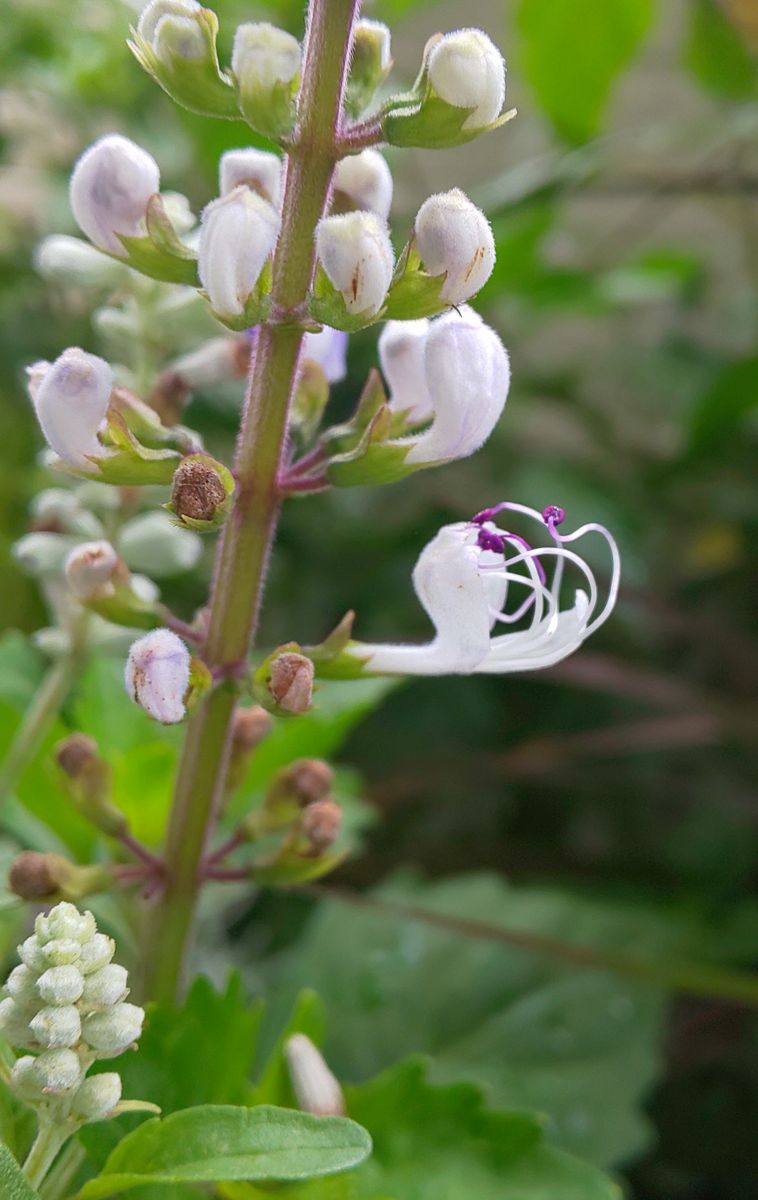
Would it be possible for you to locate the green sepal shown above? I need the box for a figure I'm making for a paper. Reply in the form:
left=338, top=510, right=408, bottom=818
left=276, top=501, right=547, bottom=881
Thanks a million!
left=203, top=260, right=273, bottom=331
left=309, top=264, right=386, bottom=333
left=117, top=195, right=199, bottom=286
left=71, top=414, right=183, bottom=487
left=234, top=76, right=299, bottom=143
left=128, top=10, right=238, bottom=119
left=321, top=368, right=389, bottom=453
left=85, top=586, right=163, bottom=633
left=110, top=387, right=200, bottom=454
left=249, top=848, right=348, bottom=887
left=291, top=360, right=330, bottom=445
left=326, top=405, right=416, bottom=487
left=383, top=77, right=517, bottom=149
left=345, top=27, right=393, bottom=119
left=384, top=240, right=450, bottom=320
left=110, top=1100, right=162, bottom=1118
left=186, top=656, right=213, bottom=712
left=296, top=612, right=370, bottom=680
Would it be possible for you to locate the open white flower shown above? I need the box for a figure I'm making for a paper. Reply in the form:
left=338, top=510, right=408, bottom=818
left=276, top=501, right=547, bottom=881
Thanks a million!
left=32, top=348, right=113, bottom=472
left=352, top=503, right=620, bottom=675
left=70, top=135, right=160, bottom=257
left=124, top=628, right=190, bottom=723
left=378, top=319, right=431, bottom=422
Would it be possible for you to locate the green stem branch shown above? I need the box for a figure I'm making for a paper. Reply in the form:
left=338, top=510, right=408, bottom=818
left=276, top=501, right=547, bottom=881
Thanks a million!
left=22, top=1122, right=70, bottom=1191
left=0, top=656, right=77, bottom=809
left=141, top=0, right=361, bottom=1006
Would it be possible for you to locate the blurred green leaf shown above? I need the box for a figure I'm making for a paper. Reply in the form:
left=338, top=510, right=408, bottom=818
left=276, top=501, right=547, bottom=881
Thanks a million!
left=687, top=355, right=758, bottom=458
left=685, top=0, right=757, bottom=98
left=0, top=1142, right=39, bottom=1200
left=517, top=0, right=655, bottom=142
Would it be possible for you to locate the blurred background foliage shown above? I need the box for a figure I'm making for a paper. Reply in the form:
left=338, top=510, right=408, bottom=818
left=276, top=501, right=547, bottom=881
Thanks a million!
left=1, top=0, right=758, bottom=1196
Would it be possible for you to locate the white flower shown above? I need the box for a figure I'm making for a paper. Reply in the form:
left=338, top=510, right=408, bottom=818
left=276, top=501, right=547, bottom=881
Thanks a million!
left=198, top=187, right=280, bottom=318
left=333, top=150, right=393, bottom=220
left=394, top=307, right=509, bottom=466
left=137, top=0, right=201, bottom=45
left=219, top=148, right=282, bottom=207
left=231, top=22, right=301, bottom=91
left=125, top=628, right=191, bottom=724
left=64, top=540, right=119, bottom=601
left=315, top=211, right=394, bottom=317
left=427, top=28, right=506, bottom=130
left=302, top=327, right=348, bottom=383
left=70, top=134, right=160, bottom=256
left=354, top=504, right=620, bottom=675
left=285, top=1034, right=345, bottom=1117
left=414, top=189, right=495, bottom=305
left=32, top=347, right=113, bottom=472
left=378, top=319, right=432, bottom=422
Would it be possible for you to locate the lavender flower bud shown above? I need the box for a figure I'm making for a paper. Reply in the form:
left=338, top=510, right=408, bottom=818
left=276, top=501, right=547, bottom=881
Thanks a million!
left=285, top=1034, right=344, bottom=1117
left=81, top=965, right=129, bottom=1009
left=198, top=187, right=280, bottom=319
left=333, top=150, right=393, bottom=220
left=32, top=347, right=113, bottom=472
left=315, top=212, right=394, bottom=317
left=268, top=652, right=314, bottom=714
left=301, top=327, right=348, bottom=385
left=71, top=1073, right=122, bottom=1122
left=69, top=134, right=160, bottom=256
left=82, top=1002, right=144, bottom=1055
left=220, top=148, right=282, bottom=207
left=36, top=966, right=85, bottom=1006
left=29, top=1005, right=82, bottom=1049
left=378, top=319, right=432, bottom=423
left=414, top=189, right=495, bottom=304
left=31, top=1048, right=83, bottom=1093
left=124, top=628, right=191, bottom=724
left=65, top=540, right=120, bottom=601
left=427, top=29, right=506, bottom=129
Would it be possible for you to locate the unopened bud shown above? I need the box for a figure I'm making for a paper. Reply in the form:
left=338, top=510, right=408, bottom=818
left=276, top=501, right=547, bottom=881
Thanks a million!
left=0, top=999, right=32, bottom=1047
left=427, top=29, right=506, bottom=130
left=134, top=0, right=235, bottom=119
left=6, top=965, right=38, bottom=1006
left=301, top=798, right=342, bottom=852
left=12, top=532, right=74, bottom=578
left=65, top=540, right=120, bottom=601
left=9, top=852, right=64, bottom=901
left=37, top=966, right=85, bottom=1006
left=220, top=148, right=282, bottom=207
left=232, top=705, right=273, bottom=751
left=287, top=759, right=334, bottom=805
left=315, top=212, right=394, bottom=317
left=78, top=934, right=115, bottom=976
left=378, top=319, right=432, bottom=423
left=81, top=964, right=129, bottom=1009
left=268, top=652, right=314, bottom=714
left=119, top=510, right=202, bottom=576
left=11, top=1056, right=45, bottom=1102
left=31, top=489, right=104, bottom=539
left=29, top=1005, right=82, bottom=1049
left=232, top=23, right=301, bottom=140
left=36, top=902, right=95, bottom=944
left=137, top=0, right=201, bottom=46
left=285, top=1034, right=344, bottom=1117
left=332, top=150, right=393, bottom=221
left=169, top=454, right=231, bottom=527
left=31, top=1047, right=83, bottom=1093
left=71, top=1073, right=122, bottom=1122
left=56, top=733, right=99, bottom=780
left=40, top=939, right=82, bottom=967
left=69, top=135, right=160, bottom=256
left=414, top=189, right=495, bottom=305
left=32, top=346, right=113, bottom=472
left=198, top=187, right=280, bottom=319
left=347, top=19, right=392, bottom=117
left=125, top=628, right=191, bottom=724
left=82, top=1001, right=144, bottom=1056
left=35, top=235, right=130, bottom=289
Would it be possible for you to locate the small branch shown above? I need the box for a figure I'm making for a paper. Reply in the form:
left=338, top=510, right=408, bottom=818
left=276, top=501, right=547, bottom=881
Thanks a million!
left=203, top=865, right=252, bottom=883
left=160, top=611, right=205, bottom=646
left=287, top=443, right=328, bottom=477
left=118, top=830, right=165, bottom=872
left=278, top=471, right=330, bottom=495
left=338, top=115, right=385, bottom=152
left=205, top=828, right=247, bottom=869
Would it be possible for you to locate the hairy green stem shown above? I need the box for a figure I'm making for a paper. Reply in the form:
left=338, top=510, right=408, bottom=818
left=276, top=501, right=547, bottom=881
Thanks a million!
left=141, top=0, right=360, bottom=1005
left=22, top=1122, right=69, bottom=1190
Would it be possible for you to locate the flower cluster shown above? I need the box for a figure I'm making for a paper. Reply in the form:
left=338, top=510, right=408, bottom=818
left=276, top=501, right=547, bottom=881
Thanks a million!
left=0, top=902, right=144, bottom=1125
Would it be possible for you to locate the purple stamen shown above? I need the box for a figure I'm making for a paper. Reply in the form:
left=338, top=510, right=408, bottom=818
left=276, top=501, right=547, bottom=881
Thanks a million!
left=472, top=501, right=511, bottom=526
left=542, top=505, right=565, bottom=528
left=477, top=528, right=506, bottom=553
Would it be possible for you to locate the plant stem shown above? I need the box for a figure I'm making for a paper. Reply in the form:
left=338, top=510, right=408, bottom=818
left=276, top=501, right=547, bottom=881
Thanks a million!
left=0, top=656, right=76, bottom=809
left=141, top=0, right=361, bottom=1006
left=22, top=1122, right=69, bottom=1190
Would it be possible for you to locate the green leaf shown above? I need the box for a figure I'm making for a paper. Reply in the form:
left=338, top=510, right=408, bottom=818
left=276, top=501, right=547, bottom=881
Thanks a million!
left=75, top=1105, right=371, bottom=1199
left=685, top=0, right=757, bottom=99
left=253, top=990, right=325, bottom=1108
left=0, top=634, right=47, bottom=713
left=687, top=355, right=758, bottom=459
left=517, top=0, right=655, bottom=142
left=0, top=1142, right=41, bottom=1200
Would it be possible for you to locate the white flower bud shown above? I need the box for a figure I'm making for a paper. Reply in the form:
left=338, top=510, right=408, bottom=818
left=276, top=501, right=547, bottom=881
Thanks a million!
left=124, top=628, right=191, bottom=724
left=26, top=361, right=51, bottom=404
left=29, top=1005, right=82, bottom=1049
left=31, top=489, right=104, bottom=539
left=353, top=18, right=391, bottom=71
left=40, top=939, right=83, bottom=968
left=285, top=1034, right=344, bottom=1117
left=414, top=189, right=495, bottom=304
left=219, top=149, right=282, bottom=208
left=65, top=540, right=120, bottom=601
left=315, top=212, right=394, bottom=317
left=36, top=966, right=85, bottom=1006
left=35, top=235, right=130, bottom=289
left=378, top=319, right=432, bottom=422
left=12, top=532, right=76, bottom=578
left=0, top=998, right=33, bottom=1046
left=427, top=29, right=506, bottom=130
left=118, top=511, right=202, bottom=578
left=333, top=150, right=393, bottom=221
left=18, top=936, right=47, bottom=973
left=198, top=187, right=280, bottom=319
left=232, top=22, right=301, bottom=92
left=302, top=327, right=348, bottom=384
left=83, top=1002, right=144, bottom=1055
left=31, top=1047, right=83, bottom=1093
left=70, top=134, right=160, bottom=256
left=33, top=347, right=113, bottom=472
left=71, top=1073, right=122, bottom=1122
left=78, top=934, right=115, bottom=976
left=36, top=903, right=96, bottom=944
left=81, top=965, right=129, bottom=1009
left=11, top=1056, right=44, bottom=1102
left=6, top=965, right=39, bottom=1008
left=137, top=0, right=201, bottom=44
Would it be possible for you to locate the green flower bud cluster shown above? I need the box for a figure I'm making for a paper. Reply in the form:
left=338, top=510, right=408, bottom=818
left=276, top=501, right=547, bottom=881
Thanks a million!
left=0, top=902, right=144, bottom=1126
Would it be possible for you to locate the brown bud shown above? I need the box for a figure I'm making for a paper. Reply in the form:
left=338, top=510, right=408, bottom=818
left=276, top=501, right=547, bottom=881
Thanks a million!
left=56, top=733, right=98, bottom=780
left=232, top=705, right=273, bottom=751
left=269, top=653, right=314, bottom=715
left=301, top=798, right=342, bottom=852
left=171, top=457, right=228, bottom=523
left=8, top=852, right=61, bottom=900
left=288, top=759, right=334, bottom=805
